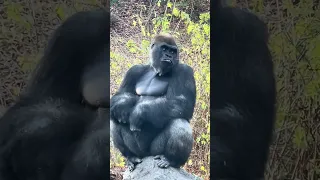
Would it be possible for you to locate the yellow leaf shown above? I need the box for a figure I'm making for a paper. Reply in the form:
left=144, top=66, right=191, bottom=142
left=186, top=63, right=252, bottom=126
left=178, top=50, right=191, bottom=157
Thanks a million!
left=172, top=8, right=180, bottom=17
left=200, top=166, right=206, bottom=171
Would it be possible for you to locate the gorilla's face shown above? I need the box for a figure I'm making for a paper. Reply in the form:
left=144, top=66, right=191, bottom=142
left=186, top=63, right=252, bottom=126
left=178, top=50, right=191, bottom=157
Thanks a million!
left=150, top=42, right=179, bottom=76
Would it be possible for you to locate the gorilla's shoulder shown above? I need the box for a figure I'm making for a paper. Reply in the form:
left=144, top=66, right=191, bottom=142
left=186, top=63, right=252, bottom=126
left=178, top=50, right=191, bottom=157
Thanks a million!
left=176, top=64, right=194, bottom=74
left=127, top=64, right=149, bottom=75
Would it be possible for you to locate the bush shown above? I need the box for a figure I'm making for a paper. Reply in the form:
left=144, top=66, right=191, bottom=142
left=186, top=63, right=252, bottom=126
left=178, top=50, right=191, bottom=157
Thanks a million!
left=110, top=1, right=210, bottom=179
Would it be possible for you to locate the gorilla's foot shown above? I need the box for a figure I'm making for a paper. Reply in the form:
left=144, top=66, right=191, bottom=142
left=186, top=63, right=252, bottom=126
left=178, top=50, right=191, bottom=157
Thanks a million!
left=154, top=155, right=170, bottom=168
left=127, top=156, right=142, bottom=171
left=129, top=124, right=141, bottom=132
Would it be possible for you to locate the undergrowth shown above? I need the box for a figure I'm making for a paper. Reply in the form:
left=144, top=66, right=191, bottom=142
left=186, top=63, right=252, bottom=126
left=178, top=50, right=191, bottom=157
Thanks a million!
left=110, top=0, right=210, bottom=179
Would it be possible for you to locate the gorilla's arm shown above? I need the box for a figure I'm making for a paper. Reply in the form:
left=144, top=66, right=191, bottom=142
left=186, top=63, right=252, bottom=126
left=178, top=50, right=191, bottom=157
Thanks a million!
left=61, top=108, right=109, bottom=180
left=110, top=65, right=148, bottom=123
left=129, top=64, right=196, bottom=131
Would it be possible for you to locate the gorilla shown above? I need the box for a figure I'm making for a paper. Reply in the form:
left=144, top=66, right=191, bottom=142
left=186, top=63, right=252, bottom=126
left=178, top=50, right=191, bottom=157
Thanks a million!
left=110, top=34, right=196, bottom=171
left=211, top=0, right=276, bottom=179
left=0, top=9, right=110, bottom=180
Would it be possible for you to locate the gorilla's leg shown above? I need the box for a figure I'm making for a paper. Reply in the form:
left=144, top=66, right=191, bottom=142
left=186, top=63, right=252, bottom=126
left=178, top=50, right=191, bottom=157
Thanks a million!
left=110, top=122, right=143, bottom=171
left=150, top=118, right=193, bottom=168
left=0, top=100, right=93, bottom=180
left=210, top=106, right=247, bottom=177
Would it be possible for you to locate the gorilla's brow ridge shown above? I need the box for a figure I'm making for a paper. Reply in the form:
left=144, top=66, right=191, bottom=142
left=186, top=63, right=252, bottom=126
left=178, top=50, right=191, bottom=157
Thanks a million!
left=153, top=34, right=177, bottom=46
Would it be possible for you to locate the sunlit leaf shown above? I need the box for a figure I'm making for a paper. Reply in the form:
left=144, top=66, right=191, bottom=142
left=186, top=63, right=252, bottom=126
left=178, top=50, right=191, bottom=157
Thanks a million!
left=172, top=8, right=180, bottom=17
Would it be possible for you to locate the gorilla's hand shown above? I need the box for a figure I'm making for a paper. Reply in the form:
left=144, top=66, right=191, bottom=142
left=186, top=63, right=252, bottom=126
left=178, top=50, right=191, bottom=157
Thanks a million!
left=110, top=91, right=138, bottom=124
left=110, top=103, right=132, bottom=124
left=128, top=104, right=149, bottom=131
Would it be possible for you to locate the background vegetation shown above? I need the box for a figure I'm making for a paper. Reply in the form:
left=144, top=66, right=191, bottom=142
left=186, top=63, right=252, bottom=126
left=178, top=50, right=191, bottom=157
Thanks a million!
left=232, top=0, right=320, bottom=179
left=110, top=0, right=210, bottom=179
left=0, top=0, right=319, bottom=180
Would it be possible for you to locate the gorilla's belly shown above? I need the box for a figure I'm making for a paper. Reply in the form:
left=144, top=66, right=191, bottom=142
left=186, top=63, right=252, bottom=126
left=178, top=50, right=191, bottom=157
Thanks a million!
left=135, top=70, right=169, bottom=96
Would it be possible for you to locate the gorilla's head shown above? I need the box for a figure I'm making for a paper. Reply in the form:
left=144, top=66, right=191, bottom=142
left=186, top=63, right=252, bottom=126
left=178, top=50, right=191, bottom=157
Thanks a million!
left=149, top=33, right=179, bottom=76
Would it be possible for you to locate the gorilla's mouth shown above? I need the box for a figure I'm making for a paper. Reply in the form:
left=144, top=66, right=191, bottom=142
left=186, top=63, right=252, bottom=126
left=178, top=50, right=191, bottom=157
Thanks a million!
left=161, top=59, right=173, bottom=64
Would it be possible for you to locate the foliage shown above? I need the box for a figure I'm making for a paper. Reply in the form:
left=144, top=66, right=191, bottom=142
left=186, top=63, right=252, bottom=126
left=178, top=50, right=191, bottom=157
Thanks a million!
left=236, top=0, right=320, bottom=178
left=110, top=0, right=210, bottom=179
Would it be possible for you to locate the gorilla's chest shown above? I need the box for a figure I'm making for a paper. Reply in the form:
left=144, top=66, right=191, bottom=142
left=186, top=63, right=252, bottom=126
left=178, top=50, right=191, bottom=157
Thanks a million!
left=135, top=70, right=169, bottom=96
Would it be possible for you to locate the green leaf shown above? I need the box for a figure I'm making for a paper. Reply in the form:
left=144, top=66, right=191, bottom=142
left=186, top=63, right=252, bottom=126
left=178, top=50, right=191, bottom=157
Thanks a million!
left=181, top=12, right=190, bottom=21
left=203, top=24, right=210, bottom=36
left=7, top=3, right=23, bottom=22
left=141, top=26, right=146, bottom=36
left=305, top=80, right=320, bottom=98
left=56, top=6, right=65, bottom=20
left=310, top=37, right=320, bottom=57
left=187, top=23, right=194, bottom=34
left=141, top=40, right=150, bottom=53
left=172, top=8, right=180, bottom=17
left=293, top=126, right=307, bottom=149
left=196, top=137, right=201, bottom=143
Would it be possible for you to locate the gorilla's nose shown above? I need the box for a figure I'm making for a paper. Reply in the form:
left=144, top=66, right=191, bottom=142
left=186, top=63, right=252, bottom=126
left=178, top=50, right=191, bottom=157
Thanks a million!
left=165, top=54, right=172, bottom=58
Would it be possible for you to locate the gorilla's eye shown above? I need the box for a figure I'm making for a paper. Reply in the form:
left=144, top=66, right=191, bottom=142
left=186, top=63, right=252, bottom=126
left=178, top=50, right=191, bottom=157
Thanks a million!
left=170, top=50, right=174, bottom=54
left=162, top=47, right=166, bottom=51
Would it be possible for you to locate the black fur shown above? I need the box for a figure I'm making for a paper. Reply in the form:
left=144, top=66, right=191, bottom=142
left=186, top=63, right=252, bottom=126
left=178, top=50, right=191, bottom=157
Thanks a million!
left=211, top=1, right=276, bottom=180
left=0, top=9, right=110, bottom=180
left=128, top=64, right=196, bottom=131
left=110, top=35, right=196, bottom=170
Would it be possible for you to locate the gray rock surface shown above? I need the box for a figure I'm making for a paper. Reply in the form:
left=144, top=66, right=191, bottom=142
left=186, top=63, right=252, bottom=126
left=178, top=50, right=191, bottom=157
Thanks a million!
left=123, top=156, right=203, bottom=180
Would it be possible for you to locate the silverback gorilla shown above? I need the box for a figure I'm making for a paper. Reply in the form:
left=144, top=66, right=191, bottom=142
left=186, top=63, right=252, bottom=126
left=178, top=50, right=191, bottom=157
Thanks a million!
left=211, top=0, right=276, bottom=179
left=111, top=34, right=196, bottom=171
left=0, top=9, right=110, bottom=180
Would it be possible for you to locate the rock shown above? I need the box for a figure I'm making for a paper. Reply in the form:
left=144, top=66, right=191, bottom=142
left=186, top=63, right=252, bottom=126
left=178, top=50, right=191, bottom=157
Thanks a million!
left=123, top=156, right=203, bottom=180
